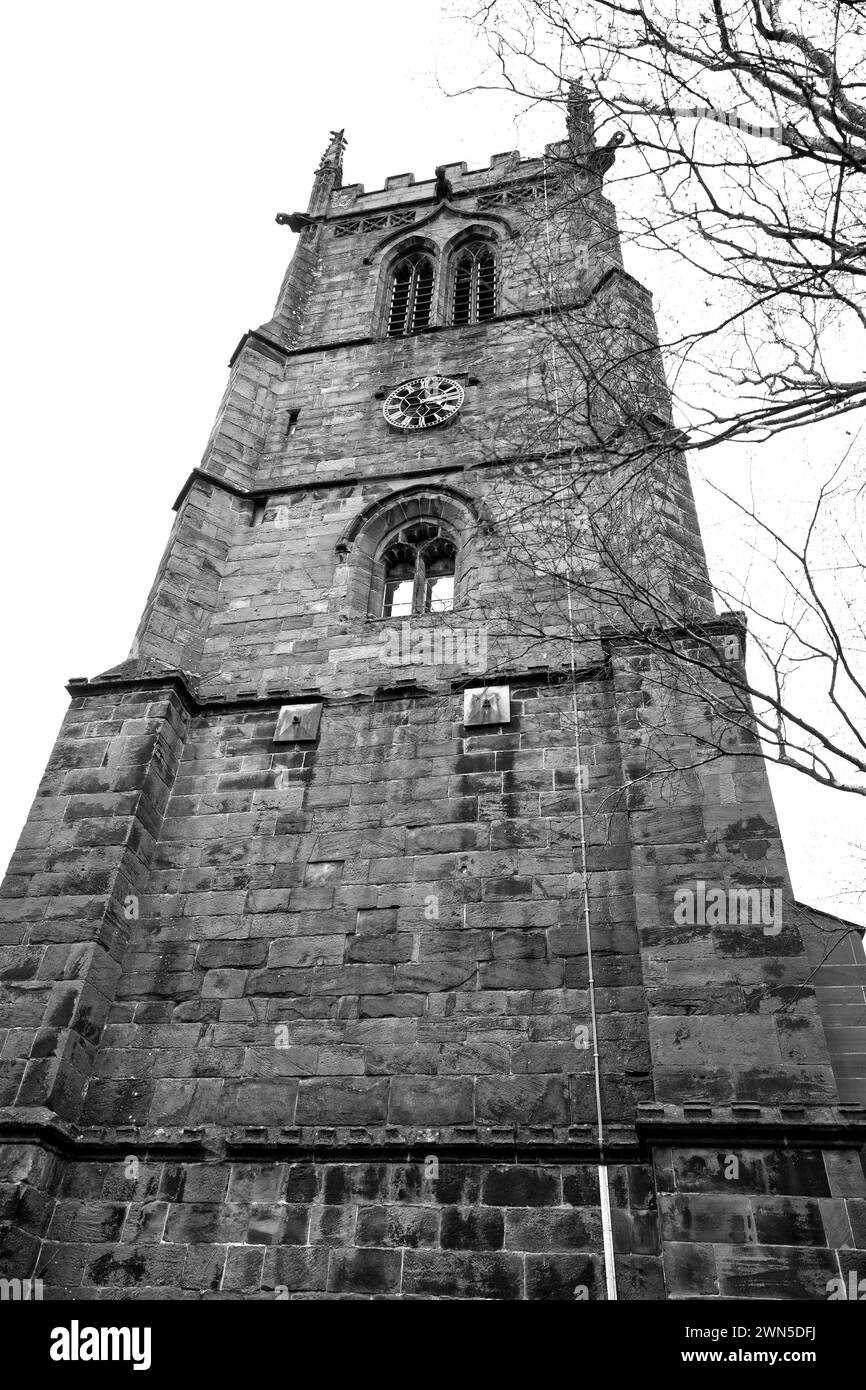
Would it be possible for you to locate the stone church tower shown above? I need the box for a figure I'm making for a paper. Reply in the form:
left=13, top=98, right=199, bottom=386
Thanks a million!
left=2, top=90, right=865, bottom=1301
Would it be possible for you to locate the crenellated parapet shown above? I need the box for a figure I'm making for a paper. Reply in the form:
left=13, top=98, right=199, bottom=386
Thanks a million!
left=4, top=80, right=862, bottom=1306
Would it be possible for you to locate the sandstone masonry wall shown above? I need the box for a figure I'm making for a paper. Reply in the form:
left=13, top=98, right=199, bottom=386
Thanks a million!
left=2, top=116, right=864, bottom=1302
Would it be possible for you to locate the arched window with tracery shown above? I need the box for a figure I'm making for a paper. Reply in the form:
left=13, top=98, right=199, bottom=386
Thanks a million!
left=387, top=251, right=435, bottom=336
left=336, top=485, right=489, bottom=619
left=381, top=524, right=457, bottom=617
left=452, top=242, right=497, bottom=326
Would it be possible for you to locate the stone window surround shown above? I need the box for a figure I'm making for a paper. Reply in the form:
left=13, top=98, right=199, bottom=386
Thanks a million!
left=336, top=484, right=490, bottom=620
left=375, top=228, right=501, bottom=338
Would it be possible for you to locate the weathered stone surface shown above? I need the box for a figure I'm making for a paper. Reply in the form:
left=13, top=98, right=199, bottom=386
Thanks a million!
left=482, top=1167, right=561, bottom=1208
left=327, top=1248, right=402, bottom=1295
left=525, top=1252, right=603, bottom=1301
left=402, top=1250, right=524, bottom=1299
left=0, top=87, right=861, bottom=1304
left=714, top=1245, right=839, bottom=1300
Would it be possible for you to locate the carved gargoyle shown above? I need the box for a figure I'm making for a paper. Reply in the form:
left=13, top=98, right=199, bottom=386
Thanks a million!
left=434, top=165, right=454, bottom=203
left=275, top=212, right=318, bottom=232
left=585, top=130, right=625, bottom=176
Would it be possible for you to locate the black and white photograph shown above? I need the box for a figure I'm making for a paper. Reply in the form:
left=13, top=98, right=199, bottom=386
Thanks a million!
left=1, top=0, right=865, bottom=1359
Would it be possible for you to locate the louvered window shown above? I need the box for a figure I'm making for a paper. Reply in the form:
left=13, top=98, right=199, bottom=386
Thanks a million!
left=387, top=252, right=435, bottom=337
left=452, top=243, right=497, bottom=326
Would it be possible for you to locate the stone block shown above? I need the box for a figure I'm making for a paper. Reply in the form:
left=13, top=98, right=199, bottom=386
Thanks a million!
left=402, top=1250, right=523, bottom=1299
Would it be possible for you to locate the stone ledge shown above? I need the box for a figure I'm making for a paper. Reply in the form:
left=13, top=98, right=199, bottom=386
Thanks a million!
left=635, top=1101, right=866, bottom=1148
left=6, top=1109, right=865, bottom=1161
left=64, top=664, right=613, bottom=715
left=172, top=411, right=679, bottom=512
left=233, top=264, right=655, bottom=373
left=0, top=1112, right=639, bottom=1163
left=600, top=611, right=747, bottom=650
left=0, top=1109, right=208, bottom=1158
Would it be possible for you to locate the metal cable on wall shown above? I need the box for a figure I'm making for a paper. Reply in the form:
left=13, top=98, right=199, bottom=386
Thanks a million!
left=542, top=158, right=617, bottom=1301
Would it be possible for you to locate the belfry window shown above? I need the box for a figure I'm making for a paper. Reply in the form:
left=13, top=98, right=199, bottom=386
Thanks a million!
left=381, top=526, right=457, bottom=617
left=452, top=243, right=497, bottom=326
left=387, top=252, right=435, bottom=337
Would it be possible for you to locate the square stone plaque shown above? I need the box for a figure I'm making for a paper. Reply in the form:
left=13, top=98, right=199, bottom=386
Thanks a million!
left=463, top=685, right=510, bottom=727
left=274, top=703, right=323, bottom=743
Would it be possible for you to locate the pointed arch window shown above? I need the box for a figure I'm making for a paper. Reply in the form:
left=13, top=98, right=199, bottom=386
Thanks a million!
left=381, top=525, right=457, bottom=617
left=452, top=242, right=497, bottom=326
left=336, top=485, right=489, bottom=619
left=387, top=251, right=435, bottom=337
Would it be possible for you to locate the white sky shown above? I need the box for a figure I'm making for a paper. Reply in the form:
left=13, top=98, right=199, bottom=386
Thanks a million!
left=1, top=1, right=862, bottom=926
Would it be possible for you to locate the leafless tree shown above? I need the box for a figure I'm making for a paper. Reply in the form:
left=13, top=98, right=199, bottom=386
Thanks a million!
left=460, top=0, right=866, bottom=446
left=443, top=0, right=866, bottom=824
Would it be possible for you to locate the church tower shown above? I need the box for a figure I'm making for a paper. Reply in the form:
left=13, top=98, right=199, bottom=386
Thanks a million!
left=1, top=90, right=865, bottom=1301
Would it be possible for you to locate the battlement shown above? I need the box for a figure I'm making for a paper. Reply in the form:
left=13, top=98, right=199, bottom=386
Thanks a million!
left=331, top=141, right=576, bottom=216
left=2, top=77, right=865, bottom=1308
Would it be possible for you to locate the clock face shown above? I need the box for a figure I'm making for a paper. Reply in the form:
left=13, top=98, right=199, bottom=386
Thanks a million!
left=383, top=376, right=464, bottom=431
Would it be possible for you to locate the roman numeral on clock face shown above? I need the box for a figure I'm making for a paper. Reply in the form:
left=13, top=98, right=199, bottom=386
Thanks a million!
left=383, top=376, right=465, bottom=431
